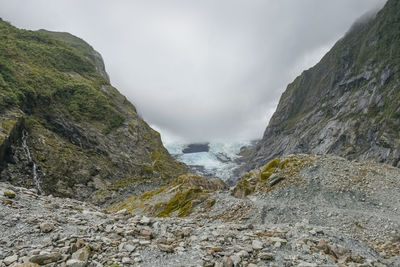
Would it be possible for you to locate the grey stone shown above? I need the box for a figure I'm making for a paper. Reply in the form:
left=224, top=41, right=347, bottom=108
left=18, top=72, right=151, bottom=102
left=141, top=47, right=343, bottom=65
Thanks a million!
left=122, top=257, right=133, bottom=264
left=3, top=254, right=18, bottom=266
left=259, top=253, right=274, bottom=260
left=71, top=247, right=90, bottom=263
left=66, top=259, right=86, bottom=267
left=252, top=240, right=263, bottom=250
left=223, top=256, right=234, bottom=267
left=140, top=216, right=151, bottom=225
left=29, top=252, right=61, bottom=265
left=39, top=222, right=54, bottom=233
left=158, top=244, right=174, bottom=253
left=236, top=250, right=249, bottom=258
left=125, top=244, right=136, bottom=252
left=230, top=255, right=241, bottom=265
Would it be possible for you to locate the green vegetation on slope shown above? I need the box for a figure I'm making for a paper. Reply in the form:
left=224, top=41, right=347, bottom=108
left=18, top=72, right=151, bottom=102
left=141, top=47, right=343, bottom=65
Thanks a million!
left=277, top=0, right=400, bottom=129
left=0, top=19, right=188, bottom=204
left=0, top=19, right=122, bottom=131
left=38, top=30, right=98, bottom=62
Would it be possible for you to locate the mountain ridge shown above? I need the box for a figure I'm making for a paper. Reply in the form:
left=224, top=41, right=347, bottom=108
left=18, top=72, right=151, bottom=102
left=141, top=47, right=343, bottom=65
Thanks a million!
left=243, top=0, right=400, bottom=172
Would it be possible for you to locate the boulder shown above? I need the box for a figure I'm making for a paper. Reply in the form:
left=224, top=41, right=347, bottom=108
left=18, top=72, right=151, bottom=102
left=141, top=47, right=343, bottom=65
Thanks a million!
left=29, top=252, right=61, bottom=265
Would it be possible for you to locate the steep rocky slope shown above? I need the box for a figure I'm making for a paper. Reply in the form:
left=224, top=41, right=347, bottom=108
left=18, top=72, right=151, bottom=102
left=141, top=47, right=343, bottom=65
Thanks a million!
left=0, top=19, right=187, bottom=205
left=1, top=154, right=399, bottom=266
left=244, top=0, right=400, bottom=172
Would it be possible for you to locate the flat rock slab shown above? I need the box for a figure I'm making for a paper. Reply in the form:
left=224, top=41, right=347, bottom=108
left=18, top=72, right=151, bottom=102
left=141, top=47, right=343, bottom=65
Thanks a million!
left=29, top=252, right=61, bottom=265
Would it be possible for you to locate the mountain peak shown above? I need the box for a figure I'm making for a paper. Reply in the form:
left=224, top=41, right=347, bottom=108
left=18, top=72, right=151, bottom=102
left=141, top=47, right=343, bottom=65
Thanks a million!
left=38, top=30, right=110, bottom=82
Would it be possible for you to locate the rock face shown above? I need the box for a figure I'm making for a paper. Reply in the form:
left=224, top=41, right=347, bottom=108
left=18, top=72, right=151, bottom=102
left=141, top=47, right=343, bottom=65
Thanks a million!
left=0, top=19, right=187, bottom=205
left=182, top=143, right=210, bottom=154
left=244, top=0, right=400, bottom=172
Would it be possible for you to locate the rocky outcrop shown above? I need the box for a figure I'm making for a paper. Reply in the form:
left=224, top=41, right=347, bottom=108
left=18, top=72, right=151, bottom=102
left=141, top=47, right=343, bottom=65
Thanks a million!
left=244, top=0, right=400, bottom=172
left=0, top=20, right=188, bottom=205
left=0, top=109, right=24, bottom=171
left=109, top=173, right=229, bottom=218
left=182, top=143, right=210, bottom=153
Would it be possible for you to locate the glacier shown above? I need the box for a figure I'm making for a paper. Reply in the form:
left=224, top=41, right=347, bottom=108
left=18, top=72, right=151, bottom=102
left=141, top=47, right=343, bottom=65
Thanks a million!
left=165, top=141, right=252, bottom=182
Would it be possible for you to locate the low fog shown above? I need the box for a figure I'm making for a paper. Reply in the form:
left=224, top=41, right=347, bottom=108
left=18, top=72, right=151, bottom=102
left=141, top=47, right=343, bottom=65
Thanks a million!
left=0, top=0, right=387, bottom=143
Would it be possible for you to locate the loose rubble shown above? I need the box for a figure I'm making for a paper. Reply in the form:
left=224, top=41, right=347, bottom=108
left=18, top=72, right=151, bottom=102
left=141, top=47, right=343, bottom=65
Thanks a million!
left=1, top=173, right=399, bottom=266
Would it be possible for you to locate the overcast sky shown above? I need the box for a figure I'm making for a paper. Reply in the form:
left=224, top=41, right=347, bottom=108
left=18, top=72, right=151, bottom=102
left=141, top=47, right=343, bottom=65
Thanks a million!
left=0, top=0, right=387, bottom=143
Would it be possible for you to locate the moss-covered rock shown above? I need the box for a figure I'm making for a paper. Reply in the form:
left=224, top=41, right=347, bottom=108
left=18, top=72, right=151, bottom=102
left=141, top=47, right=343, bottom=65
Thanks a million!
left=3, top=190, right=16, bottom=198
left=233, top=155, right=314, bottom=198
left=157, top=188, right=204, bottom=217
left=108, top=174, right=228, bottom=217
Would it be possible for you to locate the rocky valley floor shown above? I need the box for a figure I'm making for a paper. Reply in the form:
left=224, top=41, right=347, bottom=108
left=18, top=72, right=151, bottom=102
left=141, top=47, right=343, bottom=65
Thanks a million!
left=1, top=155, right=400, bottom=267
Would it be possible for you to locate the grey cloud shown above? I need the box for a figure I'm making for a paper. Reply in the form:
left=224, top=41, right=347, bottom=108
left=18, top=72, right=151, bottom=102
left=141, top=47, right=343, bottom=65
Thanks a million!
left=0, top=0, right=387, bottom=143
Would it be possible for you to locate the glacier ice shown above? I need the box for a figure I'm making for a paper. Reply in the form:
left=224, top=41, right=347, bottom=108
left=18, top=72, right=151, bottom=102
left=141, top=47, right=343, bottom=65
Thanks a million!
left=165, top=141, right=251, bottom=181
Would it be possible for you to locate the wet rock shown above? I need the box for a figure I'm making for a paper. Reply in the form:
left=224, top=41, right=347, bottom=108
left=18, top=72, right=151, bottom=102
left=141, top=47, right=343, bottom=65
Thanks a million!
left=29, top=252, right=61, bottom=265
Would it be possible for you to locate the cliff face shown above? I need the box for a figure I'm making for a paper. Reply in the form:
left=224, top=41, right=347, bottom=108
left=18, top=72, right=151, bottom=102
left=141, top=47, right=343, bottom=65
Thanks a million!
left=0, top=20, right=187, bottom=205
left=245, top=0, right=400, bottom=172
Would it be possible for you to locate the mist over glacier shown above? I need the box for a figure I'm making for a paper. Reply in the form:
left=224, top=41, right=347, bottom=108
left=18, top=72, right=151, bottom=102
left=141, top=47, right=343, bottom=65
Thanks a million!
left=0, top=0, right=387, bottom=143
